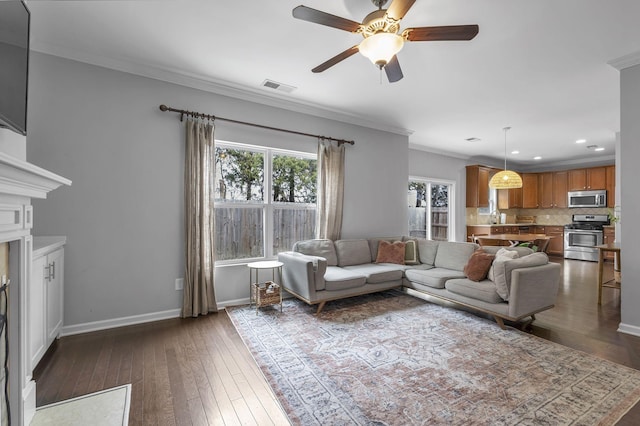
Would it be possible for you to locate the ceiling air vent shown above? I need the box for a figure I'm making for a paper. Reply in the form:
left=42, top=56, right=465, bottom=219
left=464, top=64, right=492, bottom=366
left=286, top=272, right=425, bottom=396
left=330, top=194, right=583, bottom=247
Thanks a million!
left=261, top=79, right=297, bottom=94
left=465, top=137, right=481, bottom=142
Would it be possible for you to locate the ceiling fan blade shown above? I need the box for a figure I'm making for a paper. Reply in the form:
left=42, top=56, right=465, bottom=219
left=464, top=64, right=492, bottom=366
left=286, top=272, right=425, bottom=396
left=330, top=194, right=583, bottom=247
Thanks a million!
left=404, top=25, right=479, bottom=41
left=312, top=46, right=359, bottom=73
left=385, top=0, right=416, bottom=21
left=385, top=55, right=403, bottom=83
left=293, top=5, right=361, bottom=32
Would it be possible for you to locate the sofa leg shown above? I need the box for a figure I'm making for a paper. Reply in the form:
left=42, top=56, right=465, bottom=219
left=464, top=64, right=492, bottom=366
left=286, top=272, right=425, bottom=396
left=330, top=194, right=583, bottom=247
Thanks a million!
left=494, top=316, right=506, bottom=330
left=315, top=301, right=326, bottom=315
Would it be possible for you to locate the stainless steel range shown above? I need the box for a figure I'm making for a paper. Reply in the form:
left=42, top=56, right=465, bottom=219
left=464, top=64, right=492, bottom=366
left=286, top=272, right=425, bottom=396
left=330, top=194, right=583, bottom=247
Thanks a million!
left=564, top=214, right=609, bottom=261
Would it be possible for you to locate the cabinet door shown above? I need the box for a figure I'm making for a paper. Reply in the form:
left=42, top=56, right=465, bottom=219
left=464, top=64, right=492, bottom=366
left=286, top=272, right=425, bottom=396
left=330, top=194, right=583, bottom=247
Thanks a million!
left=466, top=166, right=491, bottom=208
left=29, top=256, right=47, bottom=371
left=553, top=171, right=568, bottom=208
left=545, top=226, right=565, bottom=256
left=568, top=169, right=587, bottom=191
left=46, top=249, right=64, bottom=343
left=522, top=173, right=539, bottom=208
left=587, top=167, right=606, bottom=190
left=606, top=166, right=615, bottom=207
left=539, top=173, right=553, bottom=208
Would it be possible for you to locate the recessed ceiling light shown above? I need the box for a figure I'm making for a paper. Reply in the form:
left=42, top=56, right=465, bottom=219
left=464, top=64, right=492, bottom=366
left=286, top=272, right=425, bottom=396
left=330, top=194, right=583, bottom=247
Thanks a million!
left=465, top=137, right=481, bottom=142
left=595, top=147, right=605, bottom=151
left=511, top=150, right=519, bottom=154
left=533, top=156, right=542, bottom=160
left=576, top=139, right=586, bottom=144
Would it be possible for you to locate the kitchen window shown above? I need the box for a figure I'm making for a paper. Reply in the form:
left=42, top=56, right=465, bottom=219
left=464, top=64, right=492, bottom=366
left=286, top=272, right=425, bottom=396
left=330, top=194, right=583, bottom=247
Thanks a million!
left=214, top=141, right=317, bottom=262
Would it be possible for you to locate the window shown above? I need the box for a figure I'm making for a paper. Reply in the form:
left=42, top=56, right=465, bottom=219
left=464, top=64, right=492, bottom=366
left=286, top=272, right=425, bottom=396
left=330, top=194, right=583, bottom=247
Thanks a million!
left=214, top=142, right=317, bottom=262
left=408, top=178, right=455, bottom=241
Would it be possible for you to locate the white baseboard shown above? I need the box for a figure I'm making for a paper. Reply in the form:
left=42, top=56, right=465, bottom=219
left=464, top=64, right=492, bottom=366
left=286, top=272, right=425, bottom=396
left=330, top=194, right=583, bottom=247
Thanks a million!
left=61, top=308, right=182, bottom=337
left=617, top=322, right=640, bottom=337
left=60, top=296, right=268, bottom=337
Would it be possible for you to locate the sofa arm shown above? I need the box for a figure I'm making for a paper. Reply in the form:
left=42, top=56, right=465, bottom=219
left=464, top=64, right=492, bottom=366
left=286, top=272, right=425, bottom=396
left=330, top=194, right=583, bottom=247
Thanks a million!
left=277, top=251, right=328, bottom=302
left=508, top=263, right=561, bottom=319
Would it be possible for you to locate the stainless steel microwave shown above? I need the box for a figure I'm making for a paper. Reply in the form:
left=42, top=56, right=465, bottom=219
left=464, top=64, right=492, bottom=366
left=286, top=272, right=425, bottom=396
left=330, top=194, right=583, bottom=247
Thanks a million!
left=568, top=190, right=607, bottom=208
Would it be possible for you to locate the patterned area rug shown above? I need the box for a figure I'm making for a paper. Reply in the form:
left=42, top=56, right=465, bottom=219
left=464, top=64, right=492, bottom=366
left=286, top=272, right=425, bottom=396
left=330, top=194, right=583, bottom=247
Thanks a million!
left=227, top=290, right=640, bottom=425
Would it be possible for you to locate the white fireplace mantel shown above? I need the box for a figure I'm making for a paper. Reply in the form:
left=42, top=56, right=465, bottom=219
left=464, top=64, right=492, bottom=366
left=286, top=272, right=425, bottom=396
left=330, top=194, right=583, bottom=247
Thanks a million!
left=0, top=152, right=71, bottom=426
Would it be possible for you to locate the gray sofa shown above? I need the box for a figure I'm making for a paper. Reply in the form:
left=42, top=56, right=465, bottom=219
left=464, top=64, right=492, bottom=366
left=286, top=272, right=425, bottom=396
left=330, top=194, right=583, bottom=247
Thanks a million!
left=277, top=237, right=561, bottom=329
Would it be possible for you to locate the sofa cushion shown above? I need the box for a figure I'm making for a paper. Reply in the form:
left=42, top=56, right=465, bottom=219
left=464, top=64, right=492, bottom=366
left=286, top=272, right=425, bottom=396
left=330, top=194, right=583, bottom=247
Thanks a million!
left=434, top=241, right=478, bottom=271
left=482, top=246, right=534, bottom=257
left=417, top=239, right=439, bottom=266
left=343, top=264, right=404, bottom=284
left=335, top=239, right=372, bottom=266
left=405, top=268, right=466, bottom=289
left=375, top=240, right=406, bottom=265
left=323, top=266, right=367, bottom=291
left=463, top=250, right=495, bottom=281
left=445, top=278, right=504, bottom=304
left=403, top=239, right=420, bottom=265
left=487, top=247, right=520, bottom=283
left=294, top=239, right=338, bottom=266
left=368, top=237, right=402, bottom=262
left=490, top=252, right=550, bottom=300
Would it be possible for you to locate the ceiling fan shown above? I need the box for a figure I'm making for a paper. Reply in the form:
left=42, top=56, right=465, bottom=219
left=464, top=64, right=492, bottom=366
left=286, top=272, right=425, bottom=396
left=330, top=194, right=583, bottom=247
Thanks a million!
left=292, top=0, right=479, bottom=82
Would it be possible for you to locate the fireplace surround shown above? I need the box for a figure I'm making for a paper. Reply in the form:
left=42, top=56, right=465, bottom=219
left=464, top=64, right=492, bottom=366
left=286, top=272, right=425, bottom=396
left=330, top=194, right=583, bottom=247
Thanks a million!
left=0, top=152, right=70, bottom=425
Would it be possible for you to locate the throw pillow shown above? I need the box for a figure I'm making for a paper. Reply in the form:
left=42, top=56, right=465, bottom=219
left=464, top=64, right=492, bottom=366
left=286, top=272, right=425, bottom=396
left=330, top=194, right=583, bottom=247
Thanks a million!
left=404, top=239, right=420, bottom=265
left=463, top=249, right=495, bottom=282
left=487, top=248, right=519, bottom=282
left=375, top=240, right=406, bottom=265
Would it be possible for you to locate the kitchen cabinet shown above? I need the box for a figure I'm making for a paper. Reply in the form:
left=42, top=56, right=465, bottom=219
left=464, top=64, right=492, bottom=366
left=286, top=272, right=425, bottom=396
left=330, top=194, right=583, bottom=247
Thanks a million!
left=497, top=187, right=522, bottom=209
left=568, top=167, right=606, bottom=191
left=543, top=226, right=564, bottom=256
left=522, top=173, right=539, bottom=208
left=606, top=165, right=615, bottom=208
left=466, top=165, right=491, bottom=208
left=28, top=237, right=65, bottom=372
left=539, top=171, right=568, bottom=208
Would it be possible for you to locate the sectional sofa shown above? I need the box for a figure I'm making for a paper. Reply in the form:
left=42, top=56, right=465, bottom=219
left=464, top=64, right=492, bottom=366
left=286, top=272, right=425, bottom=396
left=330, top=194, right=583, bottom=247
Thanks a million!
left=277, top=237, right=561, bottom=329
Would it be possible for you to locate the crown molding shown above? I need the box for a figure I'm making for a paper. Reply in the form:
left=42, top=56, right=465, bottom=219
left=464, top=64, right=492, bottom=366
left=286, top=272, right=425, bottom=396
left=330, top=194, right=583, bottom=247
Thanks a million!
left=30, top=42, right=413, bottom=137
left=608, top=51, right=640, bottom=70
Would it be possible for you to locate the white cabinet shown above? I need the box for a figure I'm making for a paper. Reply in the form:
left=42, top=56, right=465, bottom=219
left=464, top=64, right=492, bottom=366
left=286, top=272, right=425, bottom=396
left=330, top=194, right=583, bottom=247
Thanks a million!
left=28, top=237, right=65, bottom=372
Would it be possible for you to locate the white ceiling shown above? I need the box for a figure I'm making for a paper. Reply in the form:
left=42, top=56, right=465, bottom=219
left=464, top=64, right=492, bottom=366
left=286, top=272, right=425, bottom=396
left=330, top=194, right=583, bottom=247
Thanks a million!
left=25, top=0, right=640, bottom=168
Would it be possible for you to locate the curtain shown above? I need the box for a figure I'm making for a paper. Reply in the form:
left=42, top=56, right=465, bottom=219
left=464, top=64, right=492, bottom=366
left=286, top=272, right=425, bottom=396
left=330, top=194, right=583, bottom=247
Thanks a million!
left=316, top=139, right=345, bottom=241
left=183, top=119, right=217, bottom=317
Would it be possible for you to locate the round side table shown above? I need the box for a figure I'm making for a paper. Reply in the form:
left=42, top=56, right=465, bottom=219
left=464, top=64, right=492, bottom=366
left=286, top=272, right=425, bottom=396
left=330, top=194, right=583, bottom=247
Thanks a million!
left=247, top=261, right=283, bottom=312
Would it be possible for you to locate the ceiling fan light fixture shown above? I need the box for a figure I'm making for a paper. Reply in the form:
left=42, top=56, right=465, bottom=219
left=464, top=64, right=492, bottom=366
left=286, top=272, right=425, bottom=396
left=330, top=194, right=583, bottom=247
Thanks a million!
left=489, top=126, right=522, bottom=189
left=358, top=32, right=404, bottom=67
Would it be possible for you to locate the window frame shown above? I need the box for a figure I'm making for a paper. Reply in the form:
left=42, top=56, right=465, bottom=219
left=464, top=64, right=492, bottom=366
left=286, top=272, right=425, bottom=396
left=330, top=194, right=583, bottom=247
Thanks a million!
left=408, top=176, right=456, bottom=241
left=214, top=140, right=317, bottom=265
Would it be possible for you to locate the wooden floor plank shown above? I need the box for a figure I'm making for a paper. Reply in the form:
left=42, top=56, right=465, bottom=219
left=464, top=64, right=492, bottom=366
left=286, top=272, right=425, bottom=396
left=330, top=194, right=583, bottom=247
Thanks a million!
left=33, top=257, right=640, bottom=425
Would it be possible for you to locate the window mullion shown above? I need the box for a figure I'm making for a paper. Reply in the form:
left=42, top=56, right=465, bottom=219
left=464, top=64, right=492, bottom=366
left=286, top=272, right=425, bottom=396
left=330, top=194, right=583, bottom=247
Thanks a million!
left=264, top=150, right=273, bottom=258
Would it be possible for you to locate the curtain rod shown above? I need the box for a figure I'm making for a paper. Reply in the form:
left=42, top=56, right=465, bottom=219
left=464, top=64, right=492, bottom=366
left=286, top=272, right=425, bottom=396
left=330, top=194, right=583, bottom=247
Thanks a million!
left=158, top=104, right=355, bottom=146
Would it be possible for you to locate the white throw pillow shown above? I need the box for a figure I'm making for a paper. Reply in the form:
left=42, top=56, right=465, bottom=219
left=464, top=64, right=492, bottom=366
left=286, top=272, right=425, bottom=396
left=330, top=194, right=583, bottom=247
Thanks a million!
left=488, top=248, right=519, bottom=281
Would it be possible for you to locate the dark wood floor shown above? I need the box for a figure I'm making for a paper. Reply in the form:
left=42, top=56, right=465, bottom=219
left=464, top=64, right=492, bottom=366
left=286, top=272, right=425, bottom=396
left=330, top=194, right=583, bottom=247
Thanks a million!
left=34, top=256, right=640, bottom=425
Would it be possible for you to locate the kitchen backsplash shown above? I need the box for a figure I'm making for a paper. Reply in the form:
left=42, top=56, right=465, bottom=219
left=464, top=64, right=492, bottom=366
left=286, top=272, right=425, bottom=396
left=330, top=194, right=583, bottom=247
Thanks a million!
left=466, top=207, right=611, bottom=226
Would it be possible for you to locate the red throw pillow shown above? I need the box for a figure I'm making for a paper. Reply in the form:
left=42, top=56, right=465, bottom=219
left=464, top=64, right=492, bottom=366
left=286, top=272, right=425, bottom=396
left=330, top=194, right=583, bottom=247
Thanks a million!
left=463, top=249, right=495, bottom=282
left=375, top=240, right=406, bottom=265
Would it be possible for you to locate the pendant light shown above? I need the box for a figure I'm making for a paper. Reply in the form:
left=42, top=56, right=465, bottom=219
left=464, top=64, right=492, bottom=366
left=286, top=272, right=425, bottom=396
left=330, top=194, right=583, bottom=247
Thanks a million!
left=489, top=127, right=522, bottom=189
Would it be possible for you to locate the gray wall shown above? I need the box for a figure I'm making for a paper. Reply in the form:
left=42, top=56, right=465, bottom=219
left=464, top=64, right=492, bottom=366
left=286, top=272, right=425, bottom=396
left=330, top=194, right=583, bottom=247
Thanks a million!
left=26, top=53, right=409, bottom=326
left=620, top=63, right=640, bottom=333
left=408, top=148, right=469, bottom=242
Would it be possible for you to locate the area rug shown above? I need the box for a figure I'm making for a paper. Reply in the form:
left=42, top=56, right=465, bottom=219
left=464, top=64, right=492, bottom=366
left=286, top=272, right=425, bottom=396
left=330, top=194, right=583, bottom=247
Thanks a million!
left=31, top=384, right=131, bottom=426
left=227, top=290, right=640, bottom=425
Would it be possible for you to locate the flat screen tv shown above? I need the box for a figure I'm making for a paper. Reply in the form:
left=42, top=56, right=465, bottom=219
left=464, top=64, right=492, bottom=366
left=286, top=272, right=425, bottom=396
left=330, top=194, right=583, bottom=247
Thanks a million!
left=0, top=1, right=30, bottom=136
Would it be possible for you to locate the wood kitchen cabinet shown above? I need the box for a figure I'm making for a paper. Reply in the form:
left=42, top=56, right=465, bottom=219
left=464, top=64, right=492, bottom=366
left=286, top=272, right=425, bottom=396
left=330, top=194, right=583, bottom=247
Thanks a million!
left=466, top=165, right=491, bottom=208
left=568, top=167, right=606, bottom=191
left=522, top=173, right=539, bottom=208
left=606, top=165, right=615, bottom=208
left=539, top=171, right=568, bottom=208
left=543, top=226, right=564, bottom=256
left=498, top=187, right=523, bottom=209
